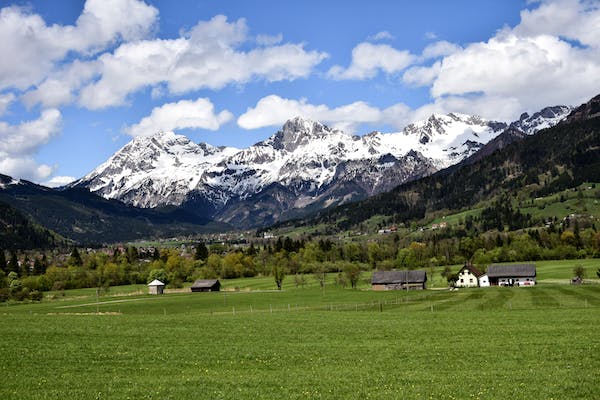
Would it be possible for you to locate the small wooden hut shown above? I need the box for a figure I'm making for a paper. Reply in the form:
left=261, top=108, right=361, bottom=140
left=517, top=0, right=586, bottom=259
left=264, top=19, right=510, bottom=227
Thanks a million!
left=148, top=279, right=165, bottom=295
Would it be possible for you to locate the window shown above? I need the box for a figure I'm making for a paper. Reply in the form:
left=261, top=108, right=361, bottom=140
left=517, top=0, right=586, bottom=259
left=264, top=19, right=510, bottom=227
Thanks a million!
left=460, top=279, right=464, bottom=283
left=469, top=279, right=473, bottom=283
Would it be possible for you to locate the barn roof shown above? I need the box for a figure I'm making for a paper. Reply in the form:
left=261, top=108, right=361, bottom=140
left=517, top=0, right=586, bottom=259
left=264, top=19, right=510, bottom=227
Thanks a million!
left=460, top=264, right=483, bottom=277
left=191, top=279, right=220, bottom=289
left=486, top=264, right=536, bottom=278
left=371, top=270, right=427, bottom=284
left=148, top=279, right=164, bottom=286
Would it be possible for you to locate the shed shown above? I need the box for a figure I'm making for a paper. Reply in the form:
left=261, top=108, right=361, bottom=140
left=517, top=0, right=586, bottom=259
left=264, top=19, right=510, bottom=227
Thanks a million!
left=148, top=279, right=165, bottom=295
left=486, top=264, right=536, bottom=286
left=191, top=279, right=221, bottom=292
left=372, top=270, right=427, bottom=290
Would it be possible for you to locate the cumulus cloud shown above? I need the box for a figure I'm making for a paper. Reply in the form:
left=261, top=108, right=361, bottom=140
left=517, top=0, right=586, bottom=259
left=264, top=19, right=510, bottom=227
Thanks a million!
left=0, top=92, right=15, bottom=115
left=237, top=95, right=413, bottom=133
left=422, top=40, right=462, bottom=59
left=256, top=33, right=283, bottom=46
left=328, top=42, right=416, bottom=80
left=79, top=15, right=327, bottom=109
left=126, top=98, right=233, bottom=137
left=44, top=175, right=76, bottom=187
left=430, top=5, right=600, bottom=115
left=0, top=108, right=62, bottom=180
left=0, top=0, right=158, bottom=91
left=332, top=0, right=600, bottom=121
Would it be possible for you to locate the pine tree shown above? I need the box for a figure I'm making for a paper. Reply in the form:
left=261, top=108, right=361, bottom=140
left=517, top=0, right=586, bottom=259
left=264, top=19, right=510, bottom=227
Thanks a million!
left=68, top=248, right=83, bottom=266
left=8, top=251, right=18, bottom=275
left=0, top=250, right=7, bottom=273
left=194, top=242, right=209, bottom=261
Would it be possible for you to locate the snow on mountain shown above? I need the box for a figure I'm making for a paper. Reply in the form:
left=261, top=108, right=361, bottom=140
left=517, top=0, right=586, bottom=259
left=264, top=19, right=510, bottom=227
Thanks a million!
left=510, top=106, right=573, bottom=134
left=73, top=106, right=571, bottom=227
left=73, top=131, right=239, bottom=208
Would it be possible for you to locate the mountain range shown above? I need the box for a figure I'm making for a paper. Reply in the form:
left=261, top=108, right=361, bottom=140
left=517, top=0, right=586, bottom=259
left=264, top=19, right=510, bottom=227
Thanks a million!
left=72, top=105, right=572, bottom=228
left=294, top=94, right=600, bottom=232
left=0, top=98, right=586, bottom=244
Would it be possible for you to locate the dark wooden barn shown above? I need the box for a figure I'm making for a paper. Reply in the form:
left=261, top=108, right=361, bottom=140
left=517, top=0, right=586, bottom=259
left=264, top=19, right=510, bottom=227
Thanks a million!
left=191, top=279, right=221, bottom=292
left=371, top=270, right=427, bottom=290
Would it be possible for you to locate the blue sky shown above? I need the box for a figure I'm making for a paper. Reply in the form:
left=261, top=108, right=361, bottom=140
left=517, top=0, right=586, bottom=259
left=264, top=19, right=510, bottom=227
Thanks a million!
left=0, top=0, right=599, bottom=186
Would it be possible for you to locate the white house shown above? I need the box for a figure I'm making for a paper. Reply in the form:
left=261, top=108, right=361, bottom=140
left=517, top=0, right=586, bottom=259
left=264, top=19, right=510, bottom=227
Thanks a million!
left=455, top=264, right=483, bottom=288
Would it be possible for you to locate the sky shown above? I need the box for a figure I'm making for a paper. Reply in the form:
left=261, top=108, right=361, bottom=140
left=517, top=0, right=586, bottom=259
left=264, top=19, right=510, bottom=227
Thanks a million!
left=0, top=0, right=599, bottom=186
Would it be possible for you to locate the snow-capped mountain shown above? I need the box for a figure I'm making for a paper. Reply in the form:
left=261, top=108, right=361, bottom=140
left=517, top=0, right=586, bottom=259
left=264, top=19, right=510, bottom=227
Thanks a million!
left=73, top=106, right=571, bottom=227
left=510, top=106, right=573, bottom=134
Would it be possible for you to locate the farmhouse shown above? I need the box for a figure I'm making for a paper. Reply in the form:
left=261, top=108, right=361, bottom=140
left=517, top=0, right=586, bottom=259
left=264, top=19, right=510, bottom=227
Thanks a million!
left=455, top=264, right=483, bottom=288
left=372, top=270, right=427, bottom=290
left=191, top=279, right=221, bottom=292
left=486, top=264, right=536, bottom=286
left=148, top=279, right=165, bottom=295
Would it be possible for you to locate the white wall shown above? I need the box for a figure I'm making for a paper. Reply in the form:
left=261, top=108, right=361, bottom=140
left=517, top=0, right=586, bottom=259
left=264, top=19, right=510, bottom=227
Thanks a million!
left=455, top=269, right=479, bottom=287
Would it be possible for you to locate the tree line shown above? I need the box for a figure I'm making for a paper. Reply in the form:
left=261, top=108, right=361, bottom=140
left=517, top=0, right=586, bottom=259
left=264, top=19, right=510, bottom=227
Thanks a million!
left=2, top=215, right=600, bottom=302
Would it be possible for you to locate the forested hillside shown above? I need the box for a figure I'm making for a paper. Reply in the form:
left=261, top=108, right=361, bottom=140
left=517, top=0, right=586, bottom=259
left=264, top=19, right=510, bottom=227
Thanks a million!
left=0, top=201, right=62, bottom=249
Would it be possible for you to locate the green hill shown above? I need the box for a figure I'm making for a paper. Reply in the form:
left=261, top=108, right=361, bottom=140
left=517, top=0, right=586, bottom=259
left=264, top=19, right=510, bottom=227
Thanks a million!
left=0, top=175, right=230, bottom=245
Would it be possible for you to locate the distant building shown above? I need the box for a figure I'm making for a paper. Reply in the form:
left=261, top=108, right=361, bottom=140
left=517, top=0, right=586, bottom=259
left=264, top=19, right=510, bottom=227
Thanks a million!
left=148, top=279, right=165, bottom=295
left=191, top=279, right=221, bottom=292
left=486, top=264, right=536, bottom=286
left=455, top=264, right=483, bottom=288
left=479, top=274, right=490, bottom=287
left=372, top=270, right=427, bottom=290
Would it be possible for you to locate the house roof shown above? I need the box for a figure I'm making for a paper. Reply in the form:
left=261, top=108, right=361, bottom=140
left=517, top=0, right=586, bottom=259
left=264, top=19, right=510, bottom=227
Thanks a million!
left=371, top=270, right=427, bottom=284
left=460, top=264, right=483, bottom=277
left=191, top=279, right=220, bottom=289
left=148, top=279, right=164, bottom=286
left=486, top=264, right=536, bottom=278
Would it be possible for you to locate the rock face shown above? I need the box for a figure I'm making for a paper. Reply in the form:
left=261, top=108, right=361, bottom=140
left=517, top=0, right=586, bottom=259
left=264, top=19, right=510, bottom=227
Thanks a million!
left=564, top=94, right=600, bottom=123
left=72, top=107, right=572, bottom=228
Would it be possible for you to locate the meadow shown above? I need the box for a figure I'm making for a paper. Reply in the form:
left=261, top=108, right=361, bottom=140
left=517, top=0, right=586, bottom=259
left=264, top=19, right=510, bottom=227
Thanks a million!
left=1, top=264, right=599, bottom=399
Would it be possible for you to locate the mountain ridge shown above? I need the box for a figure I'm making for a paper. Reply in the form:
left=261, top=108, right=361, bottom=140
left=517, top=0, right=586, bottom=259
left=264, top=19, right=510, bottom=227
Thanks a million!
left=72, top=106, right=572, bottom=228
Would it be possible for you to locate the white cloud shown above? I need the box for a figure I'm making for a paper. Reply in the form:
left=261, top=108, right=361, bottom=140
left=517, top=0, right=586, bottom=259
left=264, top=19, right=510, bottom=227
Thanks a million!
left=368, top=31, right=394, bottom=41
left=256, top=33, right=283, bottom=46
left=328, top=42, right=416, bottom=80
left=0, top=157, right=53, bottom=181
left=126, top=98, right=233, bottom=137
left=21, top=60, right=98, bottom=109
left=79, top=15, right=328, bottom=109
left=237, top=95, right=412, bottom=133
left=0, top=108, right=62, bottom=180
left=402, top=62, right=442, bottom=87
left=44, top=175, right=76, bottom=187
left=0, top=0, right=158, bottom=91
left=432, top=31, right=600, bottom=113
left=515, top=0, right=600, bottom=48
left=0, top=92, right=15, bottom=115
left=422, top=41, right=462, bottom=59
left=329, top=0, right=600, bottom=122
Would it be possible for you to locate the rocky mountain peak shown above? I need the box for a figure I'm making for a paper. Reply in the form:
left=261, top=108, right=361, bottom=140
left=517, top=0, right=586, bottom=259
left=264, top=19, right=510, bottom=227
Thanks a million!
left=271, top=116, right=344, bottom=152
left=511, top=105, right=573, bottom=134
left=564, top=94, right=600, bottom=123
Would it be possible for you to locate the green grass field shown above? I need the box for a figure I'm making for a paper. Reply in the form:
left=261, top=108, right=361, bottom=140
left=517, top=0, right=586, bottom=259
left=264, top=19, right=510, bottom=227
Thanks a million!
left=1, top=263, right=600, bottom=399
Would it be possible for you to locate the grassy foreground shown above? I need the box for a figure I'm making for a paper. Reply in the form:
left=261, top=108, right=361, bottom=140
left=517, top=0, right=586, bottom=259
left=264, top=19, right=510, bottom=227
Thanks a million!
left=2, top=282, right=600, bottom=399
